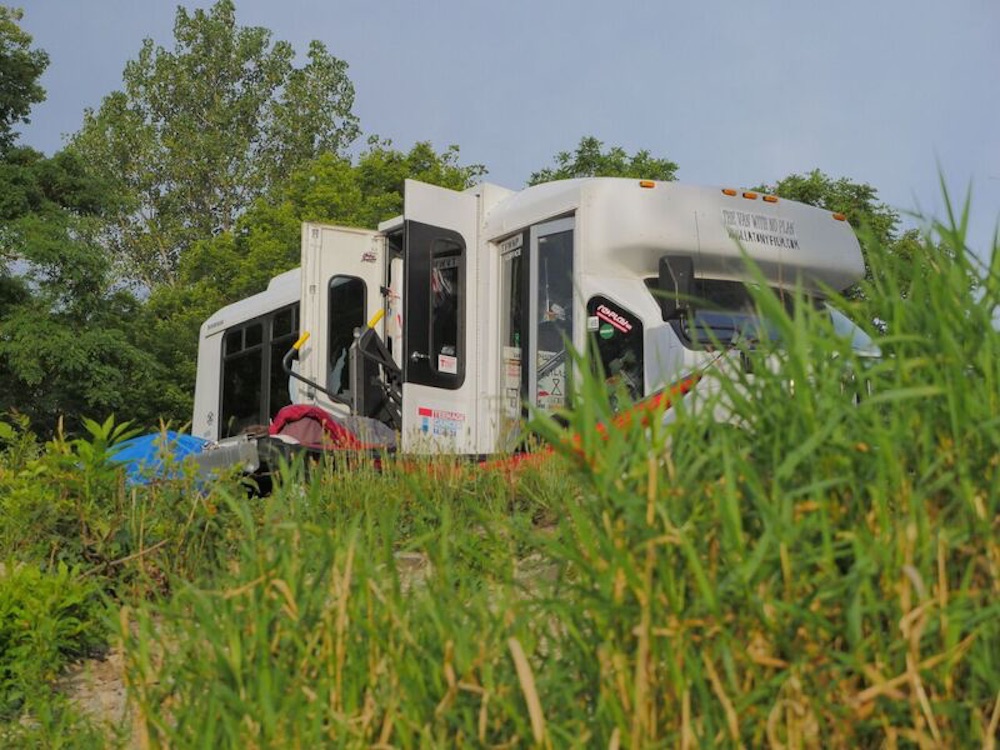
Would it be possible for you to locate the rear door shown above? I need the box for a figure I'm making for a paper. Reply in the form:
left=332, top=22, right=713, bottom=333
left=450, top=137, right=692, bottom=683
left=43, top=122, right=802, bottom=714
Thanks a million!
left=299, top=223, right=385, bottom=417
left=401, top=180, right=479, bottom=453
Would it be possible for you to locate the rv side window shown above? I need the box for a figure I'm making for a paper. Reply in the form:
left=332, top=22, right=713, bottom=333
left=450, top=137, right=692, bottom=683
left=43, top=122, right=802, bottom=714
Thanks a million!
left=430, top=241, right=462, bottom=377
left=220, top=304, right=299, bottom=438
left=268, top=306, right=298, bottom=420
left=327, top=276, right=366, bottom=397
left=221, top=322, right=264, bottom=437
left=587, top=296, right=644, bottom=404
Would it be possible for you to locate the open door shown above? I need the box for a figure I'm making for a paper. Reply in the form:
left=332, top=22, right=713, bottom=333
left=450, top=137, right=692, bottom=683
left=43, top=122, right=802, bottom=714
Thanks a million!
left=298, top=223, right=385, bottom=418
left=400, top=180, right=479, bottom=453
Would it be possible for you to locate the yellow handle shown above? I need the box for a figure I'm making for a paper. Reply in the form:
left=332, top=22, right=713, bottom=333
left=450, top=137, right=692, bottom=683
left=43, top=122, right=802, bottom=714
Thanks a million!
left=367, top=308, right=386, bottom=329
left=292, top=331, right=311, bottom=351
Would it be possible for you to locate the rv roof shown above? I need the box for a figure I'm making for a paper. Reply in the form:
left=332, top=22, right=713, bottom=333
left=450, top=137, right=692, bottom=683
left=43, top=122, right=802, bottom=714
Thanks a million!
left=483, top=178, right=865, bottom=292
left=199, top=268, right=301, bottom=338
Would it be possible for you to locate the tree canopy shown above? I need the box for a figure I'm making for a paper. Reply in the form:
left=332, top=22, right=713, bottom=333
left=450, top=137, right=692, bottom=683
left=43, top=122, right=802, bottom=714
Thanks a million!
left=70, top=0, right=360, bottom=289
left=0, top=6, right=48, bottom=153
left=529, top=136, right=678, bottom=185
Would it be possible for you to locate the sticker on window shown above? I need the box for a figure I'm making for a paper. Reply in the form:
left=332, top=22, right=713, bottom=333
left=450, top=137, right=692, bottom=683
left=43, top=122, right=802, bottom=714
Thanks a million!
left=438, top=354, right=458, bottom=374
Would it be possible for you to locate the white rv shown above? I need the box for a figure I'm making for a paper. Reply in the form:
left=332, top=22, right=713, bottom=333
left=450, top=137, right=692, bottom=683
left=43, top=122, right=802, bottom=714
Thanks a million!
left=192, top=178, right=871, bottom=457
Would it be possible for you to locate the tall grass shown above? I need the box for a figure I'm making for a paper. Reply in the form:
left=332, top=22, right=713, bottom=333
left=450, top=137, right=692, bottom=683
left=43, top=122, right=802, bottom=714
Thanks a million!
left=2, top=194, right=998, bottom=747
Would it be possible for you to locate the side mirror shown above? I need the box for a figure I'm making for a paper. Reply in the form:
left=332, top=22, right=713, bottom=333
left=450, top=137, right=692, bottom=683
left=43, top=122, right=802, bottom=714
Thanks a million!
left=657, top=255, right=694, bottom=320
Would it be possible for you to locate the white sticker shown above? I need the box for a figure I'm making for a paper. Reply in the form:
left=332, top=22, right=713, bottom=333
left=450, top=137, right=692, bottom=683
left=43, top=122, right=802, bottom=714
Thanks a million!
left=438, top=354, right=458, bottom=374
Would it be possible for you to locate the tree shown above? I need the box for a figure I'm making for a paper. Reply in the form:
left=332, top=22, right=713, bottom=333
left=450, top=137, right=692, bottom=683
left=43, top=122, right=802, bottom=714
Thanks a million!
left=529, top=136, right=678, bottom=185
left=0, top=147, right=167, bottom=433
left=0, top=11, right=167, bottom=433
left=70, top=0, right=360, bottom=289
left=0, top=6, right=48, bottom=153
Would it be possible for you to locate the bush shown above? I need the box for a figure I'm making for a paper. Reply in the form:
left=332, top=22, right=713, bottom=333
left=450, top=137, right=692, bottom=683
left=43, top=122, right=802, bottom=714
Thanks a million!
left=0, top=562, right=108, bottom=719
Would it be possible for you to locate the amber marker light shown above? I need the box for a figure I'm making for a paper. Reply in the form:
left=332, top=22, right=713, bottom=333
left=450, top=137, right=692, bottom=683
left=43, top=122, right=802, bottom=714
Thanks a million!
left=832, top=213, right=847, bottom=221
left=722, top=188, right=738, bottom=196
left=742, top=191, right=758, bottom=200
left=639, top=180, right=656, bottom=188
left=763, top=195, right=778, bottom=203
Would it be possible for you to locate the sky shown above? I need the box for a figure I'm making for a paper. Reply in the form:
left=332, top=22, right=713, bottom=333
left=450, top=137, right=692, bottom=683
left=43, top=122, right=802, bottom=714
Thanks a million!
left=14, top=0, right=1000, bottom=254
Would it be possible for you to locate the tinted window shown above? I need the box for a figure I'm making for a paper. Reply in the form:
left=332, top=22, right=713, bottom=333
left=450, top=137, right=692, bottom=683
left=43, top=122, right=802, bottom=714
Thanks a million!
left=404, top=222, right=465, bottom=389
left=220, top=304, right=298, bottom=437
left=430, top=244, right=461, bottom=375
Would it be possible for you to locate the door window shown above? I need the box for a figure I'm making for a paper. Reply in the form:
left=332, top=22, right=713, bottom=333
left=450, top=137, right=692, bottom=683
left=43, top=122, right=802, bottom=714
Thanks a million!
left=404, top=221, right=466, bottom=389
left=530, top=221, right=574, bottom=410
left=327, top=276, right=366, bottom=397
left=587, top=296, right=644, bottom=404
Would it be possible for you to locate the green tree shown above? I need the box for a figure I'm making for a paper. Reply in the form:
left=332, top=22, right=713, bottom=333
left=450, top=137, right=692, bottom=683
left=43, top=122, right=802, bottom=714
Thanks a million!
left=0, top=147, right=166, bottom=433
left=0, top=6, right=48, bottom=152
left=0, top=11, right=165, bottom=433
left=71, top=0, right=360, bottom=289
left=529, top=136, right=678, bottom=185
left=140, top=139, right=485, bottom=424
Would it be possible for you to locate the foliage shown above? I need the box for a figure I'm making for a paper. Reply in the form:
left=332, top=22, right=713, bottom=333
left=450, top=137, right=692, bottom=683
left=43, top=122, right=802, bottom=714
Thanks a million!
left=2, top=188, right=998, bottom=742
left=213, top=138, right=485, bottom=298
left=0, top=562, right=108, bottom=719
left=0, top=6, right=48, bottom=152
left=0, top=415, right=144, bottom=570
left=529, top=135, right=678, bottom=185
left=70, top=0, right=360, bottom=289
left=0, top=146, right=166, bottom=433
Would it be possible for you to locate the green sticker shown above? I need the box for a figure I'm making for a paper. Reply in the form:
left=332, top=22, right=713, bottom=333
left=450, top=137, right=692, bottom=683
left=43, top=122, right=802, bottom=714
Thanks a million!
left=599, top=322, right=615, bottom=339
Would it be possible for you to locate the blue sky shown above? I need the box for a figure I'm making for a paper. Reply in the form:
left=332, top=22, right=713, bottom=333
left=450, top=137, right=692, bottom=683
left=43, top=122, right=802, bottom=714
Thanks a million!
left=15, top=0, right=1000, bottom=254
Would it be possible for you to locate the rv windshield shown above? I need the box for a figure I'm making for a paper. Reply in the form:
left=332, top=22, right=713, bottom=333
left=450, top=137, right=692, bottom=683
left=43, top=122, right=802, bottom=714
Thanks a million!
left=646, top=277, right=878, bottom=354
left=679, top=279, right=799, bottom=349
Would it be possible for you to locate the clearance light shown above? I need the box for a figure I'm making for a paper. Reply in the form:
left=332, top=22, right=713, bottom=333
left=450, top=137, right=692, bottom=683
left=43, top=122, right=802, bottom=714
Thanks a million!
left=639, top=180, right=656, bottom=189
left=763, top=195, right=778, bottom=203
left=832, top=213, right=847, bottom=222
left=742, top=191, right=758, bottom=200
left=722, top=188, right=738, bottom=196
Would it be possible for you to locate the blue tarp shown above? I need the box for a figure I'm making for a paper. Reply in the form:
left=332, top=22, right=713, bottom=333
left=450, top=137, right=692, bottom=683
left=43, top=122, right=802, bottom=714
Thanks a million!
left=109, top=431, right=209, bottom=486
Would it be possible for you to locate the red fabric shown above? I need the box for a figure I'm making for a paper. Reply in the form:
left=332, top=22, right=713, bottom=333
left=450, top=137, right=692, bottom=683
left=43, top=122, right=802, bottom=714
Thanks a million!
left=269, top=404, right=365, bottom=450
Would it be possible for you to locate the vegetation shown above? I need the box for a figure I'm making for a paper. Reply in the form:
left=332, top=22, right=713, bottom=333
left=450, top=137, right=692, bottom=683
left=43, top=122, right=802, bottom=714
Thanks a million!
left=1, top=202, right=998, bottom=747
left=0, top=3, right=485, bottom=430
left=69, top=0, right=360, bottom=289
left=529, top=135, right=679, bottom=185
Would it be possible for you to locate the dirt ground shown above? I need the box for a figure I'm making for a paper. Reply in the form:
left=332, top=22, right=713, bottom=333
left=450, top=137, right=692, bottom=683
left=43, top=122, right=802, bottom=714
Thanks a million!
left=59, top=649, right=134, bottom=746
